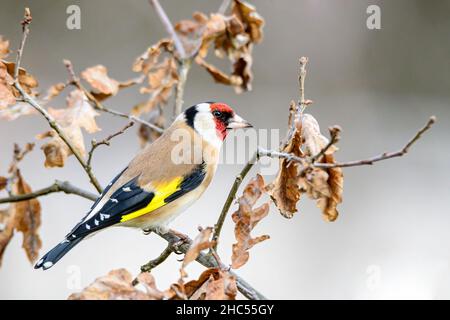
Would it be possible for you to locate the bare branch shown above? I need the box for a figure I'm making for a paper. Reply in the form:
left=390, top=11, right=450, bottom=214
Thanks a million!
left=87, top=121, right=134, bottom=168
left=13, top=8, right=32, bottom=80
left=218, top=0, right=232, bottom=14
left=0, top=180, right=97, bottom=204
left=313, top=116, right=436, bottom=169
left=149, top=0, right=187, bottom=59
left=140, top=244, right=173, bottom=273
left=63, top=60, right=164, bottom=134
left=212, top=151, right=259, bottom=251
left=173, top=59, right=191, bottom=117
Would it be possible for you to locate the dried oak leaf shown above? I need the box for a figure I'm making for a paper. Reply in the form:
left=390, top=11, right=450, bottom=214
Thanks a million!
left=132, top=57, right=178, bottom=116
left=81, top=65, right=119, bottom=96
left=182, top=227, right=215, bottom=272
left=68, top=268, right=164, bottom=300
left=133, top=39, right=173, bottom=74
left=0, top=206, right=15, bottom=266
left=0, top=102, right=36, bottom=121
left=41, top=82, right=66, bottom=104
left=231, top=174, right=270, bottom=269
left=195, top=56, right=242, bottom=86
left=0, top=176, right=7, bottom=190
left=12, top=170, right=42, bottom=263
left=183, top=268, right=237, bottom=300
left=267, top=110, right=304, bottom=219
left=2, top=60, right=39, bottom=96
left=37, top=89, right=99, bottom=167
left=0, top=36, right=10, bottom=59
left=299, top=114, right=343, bottom=222
left=232, top=0, right=265, bottom=44
left=0, top=61, right=17, bottom=110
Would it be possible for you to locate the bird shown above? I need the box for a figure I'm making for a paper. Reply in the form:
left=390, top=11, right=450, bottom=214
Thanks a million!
left=34, top=102, right=252, bottom=270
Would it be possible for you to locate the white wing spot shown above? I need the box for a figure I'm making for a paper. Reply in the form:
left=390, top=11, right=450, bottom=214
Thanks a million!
left=85, top=224, right=91, bottom=230
left=123, top=187, right=132, bottom=192
left=94, top=219, right=99, bottom=226
left=60, top=239, right=69, bottom=244
left=110, top=198, right=118, bottom=203
left=43, top=261, right=53, bottom=269
left=100, top=213, right=110, bottom=220
left=71, top=234, right=76, bottom=238
left=37, top=258, right=44, bottom=266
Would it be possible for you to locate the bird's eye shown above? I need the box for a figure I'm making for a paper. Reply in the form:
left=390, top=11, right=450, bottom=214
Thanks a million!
left=213, top=110, right=222, bottom=118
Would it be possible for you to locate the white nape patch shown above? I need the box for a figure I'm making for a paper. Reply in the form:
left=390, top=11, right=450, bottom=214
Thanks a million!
left=85, top=224, right=91, bottom=230
left=43, top=261, right=53, bottom=269
left=94, top=219, right=99, bottom=226
left=122, top=187, right=132, bottom=192
left=110, top=198, right=118, bottom=203
left=193, top=103, right=223, bottom=150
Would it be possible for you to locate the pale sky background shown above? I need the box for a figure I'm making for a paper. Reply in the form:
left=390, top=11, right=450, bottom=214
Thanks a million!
left=0, top=0, right=449, bottom=299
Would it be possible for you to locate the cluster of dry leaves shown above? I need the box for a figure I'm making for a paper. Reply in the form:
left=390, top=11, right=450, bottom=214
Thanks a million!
left=0, top=143, right=41, bottom=266
left=266, top=104, right=344, bottom=222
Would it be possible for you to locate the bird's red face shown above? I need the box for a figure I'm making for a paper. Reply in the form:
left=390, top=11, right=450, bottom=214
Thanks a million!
left=209, top=102, right=252, bottom=140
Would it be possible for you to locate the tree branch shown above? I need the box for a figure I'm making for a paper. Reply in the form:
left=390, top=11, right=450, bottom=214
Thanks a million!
left=140, top=243, right=173, bottom=273
left=12, top=9, right=103, bottom=193
left=313, top=116, right=436, bottom=169
left=63, top=60, right=164, bottom=134
left=173, top=58, right=191, bottom=117
left=149, top=0, right=187, bottom=59
left=0, top=180, right=97, bottom=204
left=212, top=151, right=259, bottom=251
left=87, top=121, right=134, bottom=168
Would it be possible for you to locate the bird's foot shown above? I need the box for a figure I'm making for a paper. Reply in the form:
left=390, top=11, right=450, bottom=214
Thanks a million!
left=142, top=228, right=153, bottom=235
left=168, top=229, right=190, bottom=254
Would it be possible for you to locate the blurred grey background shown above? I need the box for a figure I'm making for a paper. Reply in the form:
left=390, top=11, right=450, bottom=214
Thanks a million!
left=0, top=0, right=449, bottom=299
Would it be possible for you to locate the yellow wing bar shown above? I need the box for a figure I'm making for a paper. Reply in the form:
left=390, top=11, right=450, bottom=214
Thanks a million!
left=120, top=177, right=183, bottom=223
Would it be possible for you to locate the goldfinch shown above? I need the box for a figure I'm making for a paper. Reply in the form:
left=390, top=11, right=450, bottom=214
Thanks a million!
left=35, top=102, right=251, bottom=270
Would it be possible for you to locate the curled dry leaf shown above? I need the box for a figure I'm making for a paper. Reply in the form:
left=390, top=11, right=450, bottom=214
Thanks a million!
left=0, top=61, right=18, bottom=110
left=81, top=65, right=119, bottom=96
left=231, top=174, right=270, bottom=269
left=195, top=56, right=242, bottom=86
left=2, top=60, right=39, bottom=96
left=0, top=36, right=10, bottom=59
left=232, top=0, right=264, bottom=44
left=0, top=176, right=7, bottom=190
left=68, top=268, right=165, bottom=300
left=299, top=114, right=343, bottom=221
left=267, top=110, right=304, bottom=218
left=41, top=82, right=66, bottom=104
left=183, top=268, right=237, bottom=300
left=182, top=227, right=215, bottom=272
left=0, top=206, right=15, bottom=266
left=12, top=170, right=42, bottom=263
left=37, top=89, right=100, bottom=168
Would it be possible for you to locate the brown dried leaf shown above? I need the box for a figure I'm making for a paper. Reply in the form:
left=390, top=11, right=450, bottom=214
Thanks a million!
left=68, top=269, right=164, bottom=300
left=0, top=36, right=10, bottom=59
left=0, top=206, right=15, bottom=266
left=267, top=112, right=304, bottom=218
left=0, top=62, right=17, bottom=110
left=183, top=268, right=237, bottom=300
left=232, top=0, right=265, bottom=43
left=12, top=170, right=42, bottom=263
left=81, top=65, right=119, bottom=96
left=0, top=101, right=36, bottom=120
left=231, top=174, right=270, bottom=269
left=42, top=82, right=66, bottom=103
left=299, top=114, right=343, bottom=221
left=2, top=60, right=39, bottom=96
left=64, top=89, right=101, bottom=133
left=133, top=39, right=173, bottom=74
left=182, top=227, right=214, bottom=271
left=195, top=56, right=242, bottom=86
left=0, top=176, right=6, bottom=190
left=138, top=109, right=164, bottom=147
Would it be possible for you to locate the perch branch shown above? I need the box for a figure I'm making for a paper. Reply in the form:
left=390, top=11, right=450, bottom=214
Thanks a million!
left=212, top=151, right=259, bottom=251
left=140, top=244, right=173, bottom=273
left=313, top=116, right=436, bottom=169
left=63, top=60, right=164, bottom=134
left=87, top=121, right=134, bottom=168
left=149, top=0, right=187, bottom=59
left=218, top=0, right=232, bottom=14
left=12, top=9, right=103, bottom=193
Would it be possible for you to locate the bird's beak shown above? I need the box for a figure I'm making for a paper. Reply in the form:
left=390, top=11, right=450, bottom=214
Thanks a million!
left=226, top=114, right=253, bottom=129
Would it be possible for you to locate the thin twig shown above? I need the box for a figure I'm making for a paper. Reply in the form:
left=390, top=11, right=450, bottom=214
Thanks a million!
left=149, top=0, right=187, bottom=59
left=310, top=125, right=342, bottom=163
left=212, top=151, right=259, bottom=251
left=12, top=10, right=103, bottom=193
left=173, top=59, right=191, bottom=117
left=13, top=8, right=32, bottom=80
left=313, top=116, right=436, bottom=169
left=63, top=60, right=164, bottom=134
left=218, top=0, right=232, bottom=14
left=140, top=244, right=173, bottom=273
left=87, top=122, right=134, bottom=168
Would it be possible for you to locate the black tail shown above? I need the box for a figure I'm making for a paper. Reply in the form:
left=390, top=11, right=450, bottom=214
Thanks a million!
left=34, top=237, right=84, bottom=270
